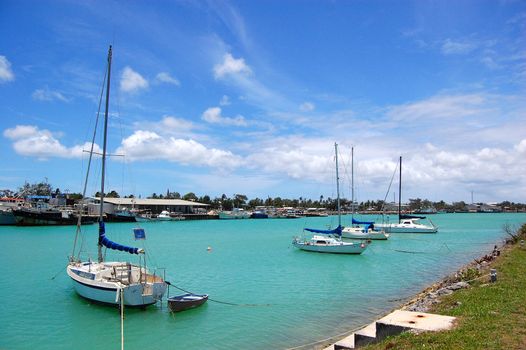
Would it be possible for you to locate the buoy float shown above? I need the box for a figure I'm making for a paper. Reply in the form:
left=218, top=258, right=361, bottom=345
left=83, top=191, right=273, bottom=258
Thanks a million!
left=207, top=246, right=212, bottom=252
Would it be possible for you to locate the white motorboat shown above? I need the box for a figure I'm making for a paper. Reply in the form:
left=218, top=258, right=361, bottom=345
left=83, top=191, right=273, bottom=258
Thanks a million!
left=67, top=46, right=167, bottom=307
left=293, top=143, right=369, bottom=255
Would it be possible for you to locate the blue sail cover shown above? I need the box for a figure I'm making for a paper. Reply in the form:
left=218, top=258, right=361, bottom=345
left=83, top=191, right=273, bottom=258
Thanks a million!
left=400, top=214, right=426, bottom=220
left=352, top=218, right=375, bottom=231
left=98, top=221, right=142, bottom=254
left=305, top=225, right=343, bottom=236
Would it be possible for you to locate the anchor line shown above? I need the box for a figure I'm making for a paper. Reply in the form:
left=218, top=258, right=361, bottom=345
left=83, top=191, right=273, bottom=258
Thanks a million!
left=165, top=281, right=272, bottom=307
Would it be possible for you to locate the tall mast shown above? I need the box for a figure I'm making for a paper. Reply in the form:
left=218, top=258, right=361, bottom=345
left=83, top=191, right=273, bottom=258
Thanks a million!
left=335, top=143, right=341, bottom=227
left=351, top=146, right=354, bottom=221
left=98, top=45, right=112, bottom=263
left=398, top=155, right=402, bottom=222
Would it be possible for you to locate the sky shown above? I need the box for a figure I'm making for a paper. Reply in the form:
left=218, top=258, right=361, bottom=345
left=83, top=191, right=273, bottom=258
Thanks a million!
left=1, top=0, right=525, bottom=204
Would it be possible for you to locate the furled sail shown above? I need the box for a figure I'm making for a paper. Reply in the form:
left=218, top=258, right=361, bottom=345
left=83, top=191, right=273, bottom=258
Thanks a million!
left=304, top=225, right=343, bottom=236
left=399, top=214, right=426, bottom=220
left=352, top=218, right=375, bottom=231
left=98, top=222, right=144, bottom=254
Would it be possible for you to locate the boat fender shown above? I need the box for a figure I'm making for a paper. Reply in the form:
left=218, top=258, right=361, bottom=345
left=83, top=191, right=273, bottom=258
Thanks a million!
left=360, top=243, right=366, bottom=248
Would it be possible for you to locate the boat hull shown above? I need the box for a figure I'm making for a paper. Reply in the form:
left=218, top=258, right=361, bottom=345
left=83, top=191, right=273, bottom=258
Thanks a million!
left=13, top=208, right=96, bottom=226
left=292, top=240, right=367, bottom=254
left=0, top=210, right=16, bottom=225
left=67, top=264, right=166, bottom=307
left=341, top=227, right=389, bottom=240
left=375, top=224, right=437, bottom=234
left=167, top=294, right=208, bottom=312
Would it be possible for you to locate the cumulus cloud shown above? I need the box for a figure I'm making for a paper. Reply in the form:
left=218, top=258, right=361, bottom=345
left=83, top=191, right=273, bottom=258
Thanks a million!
left=0, top=55, right=15, bottom=83
left=202, top=107, right=247, bottom=126
left=115, top=130, right=243, bottom=169
left=3, top=125, right=100, bottom=159
left=299, top=102, right=315, bottom=112
left=120, top=66, right=148, bottom=93
left=213, top=53, right=251, bottom=79
left=441, top=38, right=477, bottom=55
left=155, top=72, right=180, bottom=86
left=515, top=139, right=526, bottom=153
left=32, top=87, right=68, bottom=102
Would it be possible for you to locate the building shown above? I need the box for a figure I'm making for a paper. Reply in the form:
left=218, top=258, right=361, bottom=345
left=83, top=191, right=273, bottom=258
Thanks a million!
left=87, top=197, right=209, bottom=215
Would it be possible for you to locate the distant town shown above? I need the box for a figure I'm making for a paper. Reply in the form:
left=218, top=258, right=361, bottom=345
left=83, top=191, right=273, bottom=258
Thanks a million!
left=2, top=181, right=525, bottom=214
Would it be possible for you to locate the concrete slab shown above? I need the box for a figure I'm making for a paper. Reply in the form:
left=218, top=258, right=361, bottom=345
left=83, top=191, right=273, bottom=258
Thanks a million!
left=377, top=310, right=456, bottom=332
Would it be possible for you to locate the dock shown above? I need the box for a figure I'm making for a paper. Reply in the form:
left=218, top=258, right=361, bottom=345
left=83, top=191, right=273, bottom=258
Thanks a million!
left=323, top=310, right=456, bottom=349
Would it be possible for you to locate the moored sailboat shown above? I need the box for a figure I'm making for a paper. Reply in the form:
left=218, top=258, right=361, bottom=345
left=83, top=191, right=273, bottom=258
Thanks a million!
left=292, top=143, right=369, bottom=254
left=375, top=156, right=438, bottom=234
left=341, top=147, right=389, bottom=240
left=66, top=46, right=167, bottom=307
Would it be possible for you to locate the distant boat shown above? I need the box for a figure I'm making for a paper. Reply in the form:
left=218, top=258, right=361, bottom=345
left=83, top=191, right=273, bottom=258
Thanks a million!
left=167, top=293, right=208, bottom=312
left=67, top=46, right=167, bottom=307
left=105, top=208, right=137, bottom=222
left=12, top=207, right=96, bottom=226
left=341, top=147, right=389, bottom=240
left=157, top=210, right=185, bottom=221
left=218, top=208, right=251, bottom=219
left=293, top=143, right=369, bottom=254
left=375, top=156, right=438, bottom=234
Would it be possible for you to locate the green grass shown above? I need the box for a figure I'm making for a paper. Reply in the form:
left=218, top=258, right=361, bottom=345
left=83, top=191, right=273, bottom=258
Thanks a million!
left=362, top=225, right=526, bottom=350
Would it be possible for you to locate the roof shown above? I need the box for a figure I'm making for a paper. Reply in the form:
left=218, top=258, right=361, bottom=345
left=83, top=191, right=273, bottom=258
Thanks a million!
left=97, top=197, right=209, bottom=207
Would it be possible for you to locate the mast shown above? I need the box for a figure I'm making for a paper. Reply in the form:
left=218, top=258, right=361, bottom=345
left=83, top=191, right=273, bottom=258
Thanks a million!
left=98, top=45, right=112, bottom=263
left=398, top=155, right=402, bottom=222
left=335, top=143, right=341, bottom=228
left=351, top=146, right=354, bottom=221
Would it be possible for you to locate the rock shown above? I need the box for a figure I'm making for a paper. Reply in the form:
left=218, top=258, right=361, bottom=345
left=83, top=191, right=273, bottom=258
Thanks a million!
left=449, top=281, right=470, bottom=290
left=437, top=288, right=454, bottom=296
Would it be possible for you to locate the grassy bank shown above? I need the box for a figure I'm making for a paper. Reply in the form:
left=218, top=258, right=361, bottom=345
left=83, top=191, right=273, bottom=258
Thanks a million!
left=362, top=224, right=526, bottom=350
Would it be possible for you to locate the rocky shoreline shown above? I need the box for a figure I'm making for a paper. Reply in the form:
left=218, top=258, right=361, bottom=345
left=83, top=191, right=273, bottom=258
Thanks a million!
left=401, top=244, right=502, bottom=313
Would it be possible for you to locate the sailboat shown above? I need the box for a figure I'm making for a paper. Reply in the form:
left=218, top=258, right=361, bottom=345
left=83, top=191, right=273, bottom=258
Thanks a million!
left=375, top=156, right=438, bottom=234
left=66, top=46, right=167, bottom=307
left=341, top=147, right=389, bottom=240
left=292, top=143, right=369, bottom=254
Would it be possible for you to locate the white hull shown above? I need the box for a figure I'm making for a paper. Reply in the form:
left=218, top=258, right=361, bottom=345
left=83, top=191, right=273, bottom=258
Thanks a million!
left=375, top=224, right=437, bottom=234
left=292, top=236, right=367, bottom=254
left=67, top=262, right=166, bottom=307
left=341, top=227, right=389, bottom=240
left=218, top=211, right=251, bottom=219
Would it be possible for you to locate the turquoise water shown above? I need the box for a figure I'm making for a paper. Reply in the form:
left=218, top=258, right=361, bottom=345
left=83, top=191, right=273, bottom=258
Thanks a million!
left=0, top=213, right=524, bottom=349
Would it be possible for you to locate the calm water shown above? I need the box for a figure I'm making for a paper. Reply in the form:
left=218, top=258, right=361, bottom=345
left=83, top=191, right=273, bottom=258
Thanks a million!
left=0, top=213, right=524, bottom=349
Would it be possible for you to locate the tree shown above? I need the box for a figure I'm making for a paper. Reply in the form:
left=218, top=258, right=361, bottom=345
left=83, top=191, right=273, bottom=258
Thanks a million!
left=183, top=192, right=198, bottom=201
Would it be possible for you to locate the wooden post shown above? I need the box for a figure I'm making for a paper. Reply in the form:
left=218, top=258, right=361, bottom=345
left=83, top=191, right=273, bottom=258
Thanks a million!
left=490, top=269, right=497, bottom=283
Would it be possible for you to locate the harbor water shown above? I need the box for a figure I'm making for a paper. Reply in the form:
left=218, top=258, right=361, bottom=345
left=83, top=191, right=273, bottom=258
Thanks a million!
left=0, top=213, right=524, bottom=349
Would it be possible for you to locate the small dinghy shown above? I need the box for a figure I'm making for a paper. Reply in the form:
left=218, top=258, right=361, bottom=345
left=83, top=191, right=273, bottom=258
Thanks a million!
left=167, top=293, right=208, bottom=312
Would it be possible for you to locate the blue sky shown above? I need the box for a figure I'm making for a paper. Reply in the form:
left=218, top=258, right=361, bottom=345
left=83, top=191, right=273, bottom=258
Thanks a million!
left=1, top=0, right=525, bottom=203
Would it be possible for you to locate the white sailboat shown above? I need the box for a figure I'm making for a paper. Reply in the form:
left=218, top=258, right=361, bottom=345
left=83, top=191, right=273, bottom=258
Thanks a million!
left=292, top=143, right=369, bottom=254
left=375, top=156, right=438, bottom=234
left=66, top=46, right=167, bottom=307
left=341, top=147, right=389, bottom=240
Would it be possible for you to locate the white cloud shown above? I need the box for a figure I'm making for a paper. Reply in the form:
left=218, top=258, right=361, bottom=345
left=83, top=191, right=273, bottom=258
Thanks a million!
left=213, top=53, right=251, bottom=79
left=202, top=107, right=247, bottom=126
left=32, top=87, right=68, bottom=102
left=387, top=94, right=485, bottom=122
left=155, top=72, right=180, bottom=86
left=0, top=55, right=15, bottom=83
left=441, top=38, right=477, bottom=55
left=115, top=130, right=243, bottom=169
left=515, top=139, right=526, bottom=153
left=120, top=66, right=148, bottom=93
left=3, top=125, right=100, bottom=159
left=299, top=102, right=315, bottom=112
left=220, top=95, right=231, bottom=106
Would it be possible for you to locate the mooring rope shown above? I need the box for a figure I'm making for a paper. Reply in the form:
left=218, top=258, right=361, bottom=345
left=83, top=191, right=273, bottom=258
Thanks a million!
left=165, top=281, right=272, bottom=307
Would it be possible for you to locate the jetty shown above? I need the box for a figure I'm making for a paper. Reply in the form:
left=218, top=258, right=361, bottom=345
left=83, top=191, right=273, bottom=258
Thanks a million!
left=323, top=310, right=456, bottom=349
